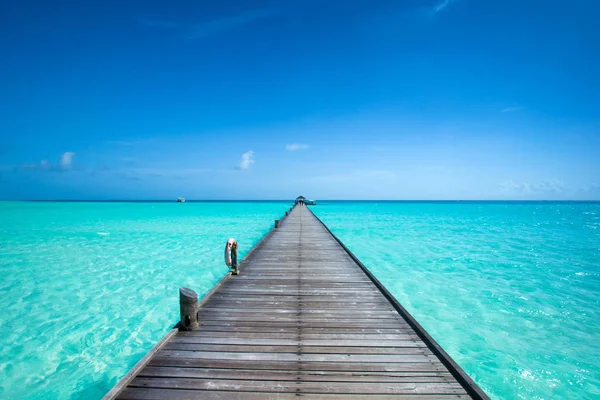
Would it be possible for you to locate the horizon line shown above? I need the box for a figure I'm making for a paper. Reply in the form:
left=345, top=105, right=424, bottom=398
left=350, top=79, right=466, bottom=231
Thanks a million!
left=3, top=199, right=600, bottom=203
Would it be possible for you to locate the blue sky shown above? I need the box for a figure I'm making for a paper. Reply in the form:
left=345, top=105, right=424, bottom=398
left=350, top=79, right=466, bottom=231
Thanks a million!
left=0, top=0, right=598, bottom=200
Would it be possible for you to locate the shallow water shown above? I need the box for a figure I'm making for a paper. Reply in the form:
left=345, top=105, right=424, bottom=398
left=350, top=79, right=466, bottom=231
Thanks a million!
left=312, top=201, right=600, bottom=400
left=1, top=201, right=599, bottom=399
left=0, top=201, right=289, bottom=399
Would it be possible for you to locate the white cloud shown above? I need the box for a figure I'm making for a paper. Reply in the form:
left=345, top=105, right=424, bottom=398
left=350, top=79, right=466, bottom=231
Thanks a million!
left=60, top=152, right=75, bottom=169
left=236, top=150, right=255, bottom=170
left=286, top=143, right=309, bottom=151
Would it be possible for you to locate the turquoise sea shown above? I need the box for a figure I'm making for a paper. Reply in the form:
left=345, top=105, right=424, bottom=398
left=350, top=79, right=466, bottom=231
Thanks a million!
left=1, top=201, right=599, bottom=399
left=0, top=201, right=289, bottom=399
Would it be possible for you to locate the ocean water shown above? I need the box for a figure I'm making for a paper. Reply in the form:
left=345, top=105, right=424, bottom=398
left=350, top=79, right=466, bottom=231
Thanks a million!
left=1, top=202, right=599, bottom=399
left=312, top=201, right=600, bottom=400
left=0, top=201, right=289, bottom=399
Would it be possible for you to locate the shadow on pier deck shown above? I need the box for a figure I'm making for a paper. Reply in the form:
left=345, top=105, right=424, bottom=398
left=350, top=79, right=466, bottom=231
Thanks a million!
left=105, top=205, right=489, bottom=399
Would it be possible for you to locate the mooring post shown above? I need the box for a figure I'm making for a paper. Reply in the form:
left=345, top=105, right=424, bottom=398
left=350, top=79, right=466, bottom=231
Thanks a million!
left=179, top=287, right=199, bottom=331
left=285, top=211, right=288, bottom=216
left=275, top=219, right=281, bottom=228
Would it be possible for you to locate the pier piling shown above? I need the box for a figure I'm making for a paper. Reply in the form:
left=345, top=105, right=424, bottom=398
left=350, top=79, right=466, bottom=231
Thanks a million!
left=178, top=287, right=199, bottom=331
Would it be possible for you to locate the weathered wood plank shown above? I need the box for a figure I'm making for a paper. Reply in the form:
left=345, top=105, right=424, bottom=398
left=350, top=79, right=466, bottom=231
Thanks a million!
left=172, top=337, right=428, bottom=347
left=196, top=314, right=405, bottom=322
left=179, top=332, right=420, bottom=340
left=119, top=387, right=472, bottom=400
left=198, top=319, right=413, bottom=326
left=148, top=358, right=452, bottom=372
left=203, top=302, right=396, bottom=310
left=163, top=343, right=432, bottom=355
left=157, top=350, right=438, bottom=363
left=130, top=377, right=467, bottom=394
left=199, top=308, right=399, bottom=315
left=138, top=366, right=453, bottom=382
left=192, top=326, right=416, bottom=334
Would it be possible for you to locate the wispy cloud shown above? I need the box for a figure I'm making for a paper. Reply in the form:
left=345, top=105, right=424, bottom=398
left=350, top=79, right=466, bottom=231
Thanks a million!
left=120, top=157, right=136, bottom=165
left=574, top=183, right=600, bottom=200
left=189, top=8, right=278, bottom=39
left=501, top=106, right=524, bottom=113
left=108, top=140, right=136, bottom=146
left=498, top=179, right=565, bottom=197
left=92, top=166, right=213, bottom=182
left=301, top=170, right=396, bottom=184
left=236, top=150, right=255, bottom=170
left=107, top=138, right=160, bottom=147
left=115, top=172, right=143, bottom=181
left=141, top=7, right=279, bottom=40
left=433, top=0, right=457, bottom=14
left=286, top=143, right=309, bottom=151
left=122, top=167, right=211, bottom=177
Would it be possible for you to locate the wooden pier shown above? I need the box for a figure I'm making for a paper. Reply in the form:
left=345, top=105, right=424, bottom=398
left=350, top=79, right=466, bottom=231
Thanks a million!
left=106, top=204, right=489, bottom=399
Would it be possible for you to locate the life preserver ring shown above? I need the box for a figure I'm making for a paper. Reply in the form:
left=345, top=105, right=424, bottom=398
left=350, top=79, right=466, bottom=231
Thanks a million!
left=225, top=238, right=236, bottom=267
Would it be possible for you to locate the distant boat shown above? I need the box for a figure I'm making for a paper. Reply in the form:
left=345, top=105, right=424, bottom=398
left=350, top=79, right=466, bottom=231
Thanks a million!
left=176, top=197, right=185, bottom=203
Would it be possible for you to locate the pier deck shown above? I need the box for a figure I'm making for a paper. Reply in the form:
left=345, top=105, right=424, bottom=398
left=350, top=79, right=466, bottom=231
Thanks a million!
left=109, top=205, right=488, bottom=399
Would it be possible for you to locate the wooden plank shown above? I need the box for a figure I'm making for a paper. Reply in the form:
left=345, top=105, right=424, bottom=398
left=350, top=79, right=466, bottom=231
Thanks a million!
left=138, top=366, right=453, bottom=382
left=206, top=297, right=388, bottom=303
left=192, top=326, right=415, bottom=334
left=148, top=357, right=452, bottom=372
left=157, top=350, right=438, bottom=363
left=216, top=289, right=382, bottom=294
left=196, top=315, right=405, bottom=322
left=119, top=388, right=472, bottom=400
left=203, top=302, right=395, bottom=310
left=172, top=337, right=428, bottom=347
left=179, top=332, right=420, bottom=340
left=163, top=343, right=432, bottom=355
left=199, top=308, right=400, bottom=315
left=129, top=377, right=467, bottom=394
left=199, top=308, right=398, bottom=315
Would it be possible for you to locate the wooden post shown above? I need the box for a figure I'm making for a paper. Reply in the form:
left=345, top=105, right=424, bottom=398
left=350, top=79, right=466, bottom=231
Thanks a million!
left=179, top=287, right=199, bottom=331
left=275, top=219, right=280, bottom=228
left=285, top=211, right=288, bottom=216
left=231, top=243, right=239, bottom=275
